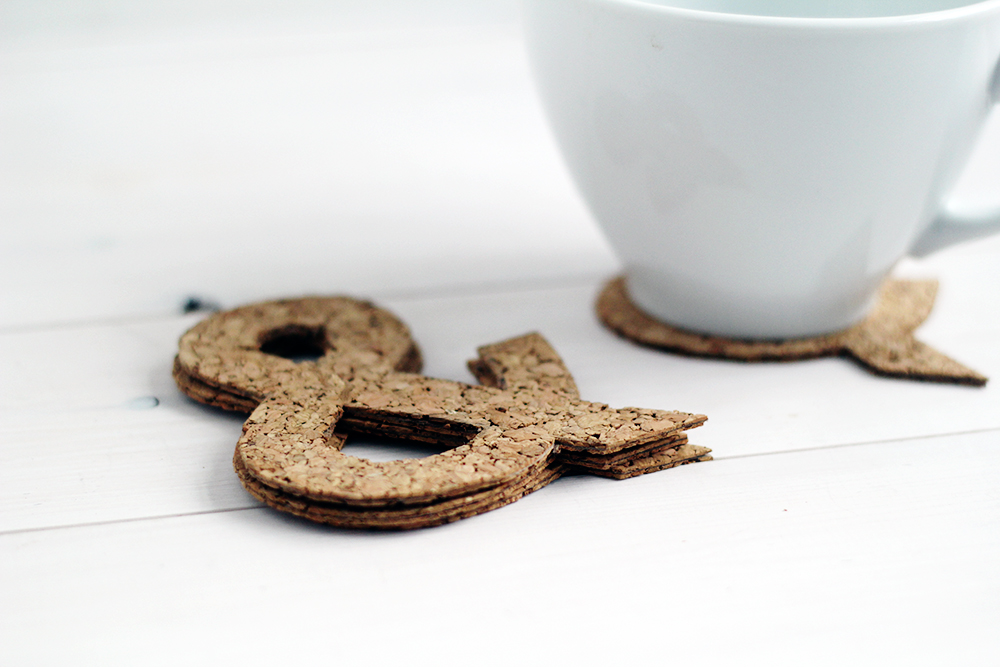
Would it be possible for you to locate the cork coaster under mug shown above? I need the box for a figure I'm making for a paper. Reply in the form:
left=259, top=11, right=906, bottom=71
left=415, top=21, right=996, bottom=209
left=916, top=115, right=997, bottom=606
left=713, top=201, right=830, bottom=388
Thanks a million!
left=174, top=295, right=710, bottom=530
left=596, top=276, right=987, bottom=386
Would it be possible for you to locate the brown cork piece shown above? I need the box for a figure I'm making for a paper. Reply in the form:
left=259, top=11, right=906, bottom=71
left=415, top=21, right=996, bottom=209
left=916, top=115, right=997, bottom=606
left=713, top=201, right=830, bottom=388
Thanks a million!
left=234, top=451, right=565, bottom=530
left=175, top=296, right=709, bottom=529
left=175, top=296, right=422, bottom=409
left=560, top=432, right=689, bottom=470
left=596, top=276, right=987, bottom=386
left=568, top=443, right=713, bottom=480
left=172, top=358, right=257, bottom=412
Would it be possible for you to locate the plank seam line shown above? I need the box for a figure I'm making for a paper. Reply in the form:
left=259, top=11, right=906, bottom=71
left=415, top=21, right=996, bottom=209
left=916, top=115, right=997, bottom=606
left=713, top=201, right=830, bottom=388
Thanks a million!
left=0, top=505, right=264, bottom=538
left=712, top=425, right=1000, bottom=461
left=0, top=272, right=608, bottom=335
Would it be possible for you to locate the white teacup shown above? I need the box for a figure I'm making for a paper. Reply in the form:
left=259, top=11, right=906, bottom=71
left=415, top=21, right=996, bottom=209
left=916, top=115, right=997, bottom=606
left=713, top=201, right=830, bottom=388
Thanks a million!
left=523, top=0, right=1000, bottom=338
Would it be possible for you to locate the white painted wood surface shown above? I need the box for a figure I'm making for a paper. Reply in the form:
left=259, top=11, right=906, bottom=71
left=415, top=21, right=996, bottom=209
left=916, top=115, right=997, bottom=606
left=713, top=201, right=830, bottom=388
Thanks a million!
left=2, top=2, right=999, bottom=665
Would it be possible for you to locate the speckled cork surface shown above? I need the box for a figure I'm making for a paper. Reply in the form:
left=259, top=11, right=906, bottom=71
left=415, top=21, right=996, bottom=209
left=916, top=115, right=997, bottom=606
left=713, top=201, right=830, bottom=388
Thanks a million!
left=174, top=296, right=709, bottom=529
left=596, top=276, right=987, bottom=386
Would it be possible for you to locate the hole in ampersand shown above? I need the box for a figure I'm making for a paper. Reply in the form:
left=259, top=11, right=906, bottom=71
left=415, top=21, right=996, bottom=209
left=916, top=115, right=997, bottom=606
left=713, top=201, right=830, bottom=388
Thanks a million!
left=260, top=326, right=326, bottom=363
left=335, top=411, right=476, bottom=462
left=337, top=431, right=457, bottom=462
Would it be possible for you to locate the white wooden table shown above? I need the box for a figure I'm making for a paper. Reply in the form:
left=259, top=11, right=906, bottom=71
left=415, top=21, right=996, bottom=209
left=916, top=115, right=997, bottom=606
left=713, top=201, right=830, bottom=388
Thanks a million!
left=3, top=2, right=999, bottom=664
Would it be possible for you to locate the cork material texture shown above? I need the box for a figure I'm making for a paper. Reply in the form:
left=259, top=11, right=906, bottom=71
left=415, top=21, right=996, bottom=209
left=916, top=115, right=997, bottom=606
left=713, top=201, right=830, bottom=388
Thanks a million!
left=174, top=296, right=709, bottom=529
left=596, top=276, right=987, bottom=386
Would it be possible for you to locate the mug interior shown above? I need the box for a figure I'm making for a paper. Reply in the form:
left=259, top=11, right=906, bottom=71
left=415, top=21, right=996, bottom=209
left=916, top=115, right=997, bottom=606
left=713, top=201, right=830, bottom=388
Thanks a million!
left=637, top=0, right=990, bottom=18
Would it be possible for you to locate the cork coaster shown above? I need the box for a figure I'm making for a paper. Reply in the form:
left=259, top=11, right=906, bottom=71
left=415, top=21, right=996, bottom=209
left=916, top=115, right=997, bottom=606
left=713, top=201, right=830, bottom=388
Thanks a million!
left=174, top=296, right=710, bottom=529
left=596, top=276, right=987, bottom=386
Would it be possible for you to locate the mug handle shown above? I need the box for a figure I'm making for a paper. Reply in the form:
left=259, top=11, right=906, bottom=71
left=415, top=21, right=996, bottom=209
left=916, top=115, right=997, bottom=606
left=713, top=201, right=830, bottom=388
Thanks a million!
left=910, top=59, right=1000, bottom=258
left=910, top=200, right=1000, bottom=257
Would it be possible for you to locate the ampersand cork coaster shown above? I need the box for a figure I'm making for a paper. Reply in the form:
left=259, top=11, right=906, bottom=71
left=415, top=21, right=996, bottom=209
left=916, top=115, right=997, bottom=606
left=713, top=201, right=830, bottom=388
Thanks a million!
left=173, top=296, right=709, bottom=529
left=596, top=276, right=987, bottom=386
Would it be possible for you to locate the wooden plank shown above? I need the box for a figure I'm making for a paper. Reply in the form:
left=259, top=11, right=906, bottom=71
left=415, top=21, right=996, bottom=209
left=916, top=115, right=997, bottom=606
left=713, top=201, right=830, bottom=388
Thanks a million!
left=0, top=315, right=253, bottom=533
left=2, top=279, right=998, bottom=532
left=0, top=20, right=612, bottom=329
left=2, top=430, right=997, bottom=665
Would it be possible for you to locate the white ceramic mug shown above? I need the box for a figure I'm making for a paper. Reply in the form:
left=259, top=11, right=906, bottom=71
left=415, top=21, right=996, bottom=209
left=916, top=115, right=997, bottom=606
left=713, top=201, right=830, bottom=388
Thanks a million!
left=523, top=0, right=1000, bottom=338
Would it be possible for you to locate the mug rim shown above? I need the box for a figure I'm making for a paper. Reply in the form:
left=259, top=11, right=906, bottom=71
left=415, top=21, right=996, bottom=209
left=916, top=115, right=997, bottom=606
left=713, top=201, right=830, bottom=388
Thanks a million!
left=587, top=0, right=1000, bottom=26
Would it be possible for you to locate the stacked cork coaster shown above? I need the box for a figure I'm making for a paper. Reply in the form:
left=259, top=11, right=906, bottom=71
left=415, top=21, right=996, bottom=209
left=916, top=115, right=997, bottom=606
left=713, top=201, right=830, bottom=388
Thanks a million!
left=596, top=276, right=987, bottom=386
left=174, top=296, right=709, bottom=529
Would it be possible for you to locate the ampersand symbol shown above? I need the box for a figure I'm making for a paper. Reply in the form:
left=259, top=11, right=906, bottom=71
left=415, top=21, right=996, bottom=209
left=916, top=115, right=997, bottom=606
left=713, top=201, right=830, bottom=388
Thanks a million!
left=174, top=296, right=709, bottom=529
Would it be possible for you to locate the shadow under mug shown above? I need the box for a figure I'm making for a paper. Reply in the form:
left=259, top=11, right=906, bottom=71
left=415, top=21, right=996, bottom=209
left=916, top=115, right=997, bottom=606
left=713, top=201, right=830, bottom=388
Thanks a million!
left=523, top=0, right=1000, bottom=338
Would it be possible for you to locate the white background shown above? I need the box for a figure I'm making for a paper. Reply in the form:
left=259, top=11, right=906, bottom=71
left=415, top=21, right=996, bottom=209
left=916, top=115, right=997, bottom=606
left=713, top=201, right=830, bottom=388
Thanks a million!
left=2, top=1, right=999, bottom=664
